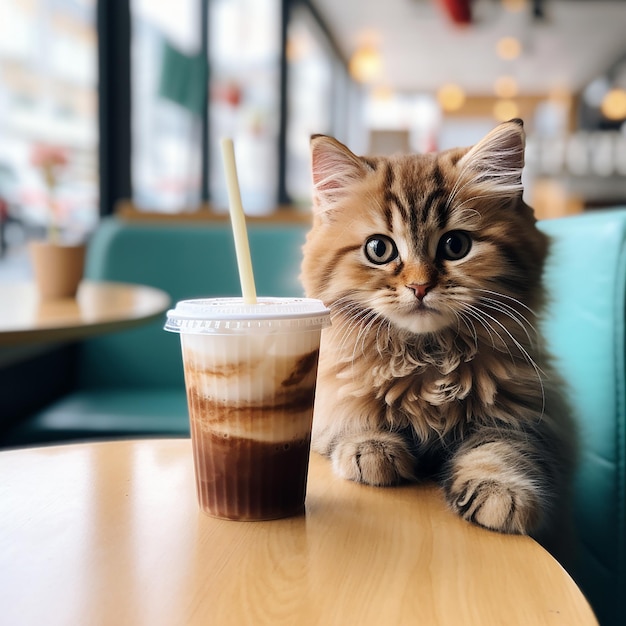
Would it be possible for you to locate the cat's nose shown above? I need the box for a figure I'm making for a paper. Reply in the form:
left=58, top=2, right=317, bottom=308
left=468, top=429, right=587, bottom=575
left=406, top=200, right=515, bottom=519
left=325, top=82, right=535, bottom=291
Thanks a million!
left=406, top=283, right=433, bottom=301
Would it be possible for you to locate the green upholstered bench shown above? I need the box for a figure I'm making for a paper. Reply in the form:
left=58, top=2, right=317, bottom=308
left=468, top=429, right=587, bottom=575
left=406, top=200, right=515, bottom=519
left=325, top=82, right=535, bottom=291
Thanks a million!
left=3, top=210, right=626, bottom=625
left=2, top=217, right=310, bottom=444
left=539, top=210, right=626, bottom=626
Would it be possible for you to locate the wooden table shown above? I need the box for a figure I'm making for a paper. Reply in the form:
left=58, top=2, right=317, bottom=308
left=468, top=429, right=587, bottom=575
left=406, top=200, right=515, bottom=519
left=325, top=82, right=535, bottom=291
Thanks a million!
left=0, top=281, right=170, bottom=346
left=0, top=439, right=597, bottom=626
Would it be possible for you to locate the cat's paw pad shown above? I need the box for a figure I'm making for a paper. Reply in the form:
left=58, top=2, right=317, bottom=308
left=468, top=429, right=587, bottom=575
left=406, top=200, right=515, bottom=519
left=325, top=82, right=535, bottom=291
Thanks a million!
left=444, top=441, right=542, bottom=534
left=331, top=434, right=415, bottom=486
left=448, top=480, right=520, bottom=532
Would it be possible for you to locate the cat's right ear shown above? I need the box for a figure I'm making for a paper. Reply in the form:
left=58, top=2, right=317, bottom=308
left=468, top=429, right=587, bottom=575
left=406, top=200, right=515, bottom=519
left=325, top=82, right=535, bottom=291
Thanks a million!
left=310, top=135, right=367, bottom=212
left=455, top=119, right=525, bottom=198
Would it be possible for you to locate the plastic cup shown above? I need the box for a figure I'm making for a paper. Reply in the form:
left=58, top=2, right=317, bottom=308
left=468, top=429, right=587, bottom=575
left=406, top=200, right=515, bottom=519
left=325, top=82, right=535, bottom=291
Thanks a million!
left=165, top=297, right=331, bottom=521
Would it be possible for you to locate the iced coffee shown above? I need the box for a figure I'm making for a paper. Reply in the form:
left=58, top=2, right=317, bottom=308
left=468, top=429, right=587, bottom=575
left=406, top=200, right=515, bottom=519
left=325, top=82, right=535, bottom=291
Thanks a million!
left=165, top=297, right=330, bottom=521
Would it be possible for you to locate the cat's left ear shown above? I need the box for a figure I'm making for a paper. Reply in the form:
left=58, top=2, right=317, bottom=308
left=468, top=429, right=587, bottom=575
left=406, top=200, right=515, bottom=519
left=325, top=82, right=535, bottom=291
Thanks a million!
left=310, top=135, right=369, bottom=212
left=457, top=118, right=525, bottom=197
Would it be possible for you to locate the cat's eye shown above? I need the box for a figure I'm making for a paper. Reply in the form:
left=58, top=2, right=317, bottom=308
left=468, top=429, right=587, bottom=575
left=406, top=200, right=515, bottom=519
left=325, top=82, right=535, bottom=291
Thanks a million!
left=438, top=231, right=472, bottom=261
left=364, top=235, right=398, bottom=265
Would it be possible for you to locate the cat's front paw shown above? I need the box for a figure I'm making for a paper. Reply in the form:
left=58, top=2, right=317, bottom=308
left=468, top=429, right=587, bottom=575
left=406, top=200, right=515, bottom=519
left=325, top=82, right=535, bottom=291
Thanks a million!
left=444, top=442, right=542, bottom=534
left=331, top=432, right=415, bottom=486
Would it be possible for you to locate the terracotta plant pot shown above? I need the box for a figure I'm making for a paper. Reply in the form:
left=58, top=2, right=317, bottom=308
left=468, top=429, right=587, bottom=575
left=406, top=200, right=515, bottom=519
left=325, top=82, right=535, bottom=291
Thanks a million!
left=29, top=241, right=86, bottom=299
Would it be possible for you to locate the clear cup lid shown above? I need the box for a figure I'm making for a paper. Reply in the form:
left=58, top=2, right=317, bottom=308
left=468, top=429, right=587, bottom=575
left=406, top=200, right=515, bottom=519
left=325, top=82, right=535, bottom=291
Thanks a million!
left=164, top=297, right=331, bottom=334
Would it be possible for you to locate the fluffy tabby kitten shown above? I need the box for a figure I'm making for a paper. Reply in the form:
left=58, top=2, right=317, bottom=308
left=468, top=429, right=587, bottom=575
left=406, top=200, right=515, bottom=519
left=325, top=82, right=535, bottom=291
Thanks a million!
left=301, top=119, right=577, bottom=553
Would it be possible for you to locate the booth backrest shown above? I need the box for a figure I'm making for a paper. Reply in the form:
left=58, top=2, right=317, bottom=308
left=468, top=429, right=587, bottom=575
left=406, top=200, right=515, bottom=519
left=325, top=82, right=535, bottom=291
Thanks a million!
left=539, top=210, right=626, bottom=626
left=79, top=218, right=310, bottom=389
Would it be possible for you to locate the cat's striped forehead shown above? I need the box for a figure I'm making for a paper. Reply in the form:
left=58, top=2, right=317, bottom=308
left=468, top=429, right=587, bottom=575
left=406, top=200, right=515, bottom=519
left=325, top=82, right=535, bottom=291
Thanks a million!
left=366, top=149, right=468, bottom=249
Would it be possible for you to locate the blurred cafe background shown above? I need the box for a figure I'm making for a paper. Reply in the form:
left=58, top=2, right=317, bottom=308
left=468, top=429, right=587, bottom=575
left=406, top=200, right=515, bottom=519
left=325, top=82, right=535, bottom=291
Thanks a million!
left=0, top=0, right=626, bottom=275
left=3, top=5, right=626, bottom=622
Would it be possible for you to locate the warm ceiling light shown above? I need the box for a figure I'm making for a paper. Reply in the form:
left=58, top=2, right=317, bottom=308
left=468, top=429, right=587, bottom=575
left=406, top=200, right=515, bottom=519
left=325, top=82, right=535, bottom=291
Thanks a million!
left=437, top=83, right=466, bottom=112
left=601, top=88, right=626, bottom=121
left=494, top=76, right=518, bottom=98
left=548, top=85, right=572, bottom=105
left=349, top=45, right=382, bottom=84
left=371, top=84, right=394, bottom=101
left=502, top=0, right=527, bottom=12
left=496, top=37, right=522, bottom=60
left=493, top=99, right=519, bottom=121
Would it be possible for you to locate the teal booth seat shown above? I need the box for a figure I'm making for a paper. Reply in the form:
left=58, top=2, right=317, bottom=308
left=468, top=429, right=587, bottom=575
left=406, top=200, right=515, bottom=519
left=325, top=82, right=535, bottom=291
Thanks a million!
left=3, top=210, right=626, bottom=624
left=539, top=211, right=626, bottom=626
left=2, top=217, right=310, bottom=443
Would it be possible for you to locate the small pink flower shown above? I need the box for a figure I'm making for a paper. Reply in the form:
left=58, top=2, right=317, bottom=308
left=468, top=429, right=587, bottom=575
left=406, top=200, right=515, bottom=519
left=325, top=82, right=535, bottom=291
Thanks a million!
left=30, top=144, right=68, bottom=169
left=30, top=144, right=69, bottom=242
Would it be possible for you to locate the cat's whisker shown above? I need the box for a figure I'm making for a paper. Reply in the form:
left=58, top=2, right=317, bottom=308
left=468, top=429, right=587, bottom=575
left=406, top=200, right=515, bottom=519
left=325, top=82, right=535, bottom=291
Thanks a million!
left=352, top=312, right=376, bottom=359
left=448, top=176, right=520, bottom=215
left=480, top=298, right=537, bottom=332
left=476, top=288, right=537, bottom=316
left=446, top=165, right=503, bottom=211
left=464, top=305, right=504, bottom=353
left=384, top=319, right=393, bottom=353
left=474, top=289, right=540, bottom=348
left=374, top=316, right=392, bottom=357
left=346, top=313, right=382, bottom=378
left=330, top=294, right=385, bottom=365
left=466, top=305, right=546, bottom=419
left=328, top=306, right=364, bottom=358
left=445, top=165, right=472, bottom=210
left=336, top=312, right=372, bottom=360
left=450, top=206, right=481, bottom=226
left=478, top=298, right=536, bottom=347
left=451, top=196, right=486, bottom=214
left=332, top=291, right=396, bottom=368
left=467, top=305, right=524, bottom=362
left=363, top=315, right=384, bottom=356
left=455, top=310, right=479, bottom=349
left=437, top=298, right=478, bottom=348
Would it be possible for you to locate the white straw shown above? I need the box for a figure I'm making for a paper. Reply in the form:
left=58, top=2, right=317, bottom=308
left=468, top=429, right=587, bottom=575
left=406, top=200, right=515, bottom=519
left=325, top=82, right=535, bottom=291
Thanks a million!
left=220, top=138, right=257, bottom=304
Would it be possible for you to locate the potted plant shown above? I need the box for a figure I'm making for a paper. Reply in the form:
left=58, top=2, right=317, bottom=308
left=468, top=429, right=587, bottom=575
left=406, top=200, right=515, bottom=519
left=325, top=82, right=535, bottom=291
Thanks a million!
left=28, top=144, right=86, bottom=299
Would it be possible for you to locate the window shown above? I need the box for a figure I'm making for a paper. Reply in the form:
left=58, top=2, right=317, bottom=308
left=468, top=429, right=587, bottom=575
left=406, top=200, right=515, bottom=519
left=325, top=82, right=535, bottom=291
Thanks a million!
left=285, top=2, right=335, bottom=207
left=129, top=0, right=354, bottom=217
left=0, top=0, right=355, bottom=277
left=131, top=0, right=204, bottom=212
left=0, top=0, right=98, bottom=270
left=208, top=0, right=281, bottom=215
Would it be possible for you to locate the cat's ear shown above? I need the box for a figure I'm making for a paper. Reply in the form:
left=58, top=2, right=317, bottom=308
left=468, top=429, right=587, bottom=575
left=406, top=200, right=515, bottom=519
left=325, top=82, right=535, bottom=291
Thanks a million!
left=310, top=135, right=368, bottom=211
left=457, top=118, right=525, bottom=197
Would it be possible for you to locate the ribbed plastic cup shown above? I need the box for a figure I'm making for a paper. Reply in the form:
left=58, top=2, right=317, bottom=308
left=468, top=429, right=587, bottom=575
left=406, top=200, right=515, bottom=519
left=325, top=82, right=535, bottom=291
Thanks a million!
left=165, top=297, right=331, bottom=521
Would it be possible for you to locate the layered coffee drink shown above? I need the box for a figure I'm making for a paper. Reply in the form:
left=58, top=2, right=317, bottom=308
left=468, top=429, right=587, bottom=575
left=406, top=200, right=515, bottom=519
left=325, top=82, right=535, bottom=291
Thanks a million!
left=182, top=334, right=320, bottom=520
left=166, top=298, right=330, bottom=521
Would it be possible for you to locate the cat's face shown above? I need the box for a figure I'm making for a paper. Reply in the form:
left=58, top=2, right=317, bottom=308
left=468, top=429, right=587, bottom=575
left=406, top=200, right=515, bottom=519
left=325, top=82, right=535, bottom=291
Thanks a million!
left=301, top=120, right=548, bottom=338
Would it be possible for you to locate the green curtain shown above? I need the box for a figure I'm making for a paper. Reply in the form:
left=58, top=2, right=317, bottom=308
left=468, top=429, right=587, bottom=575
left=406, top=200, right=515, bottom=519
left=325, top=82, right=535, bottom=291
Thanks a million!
left=158, top=40, right=208, bottom=116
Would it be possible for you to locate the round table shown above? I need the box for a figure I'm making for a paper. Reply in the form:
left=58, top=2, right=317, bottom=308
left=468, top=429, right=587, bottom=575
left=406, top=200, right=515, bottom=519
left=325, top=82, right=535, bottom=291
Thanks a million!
left=0, top=439, right=598, bottom=626
left=0, top=281, right=170, bottom=346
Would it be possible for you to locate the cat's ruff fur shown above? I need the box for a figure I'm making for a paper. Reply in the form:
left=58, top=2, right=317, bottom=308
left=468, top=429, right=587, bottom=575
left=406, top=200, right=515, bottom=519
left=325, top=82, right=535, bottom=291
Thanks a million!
left=300, top=120, right=577, bottom=553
